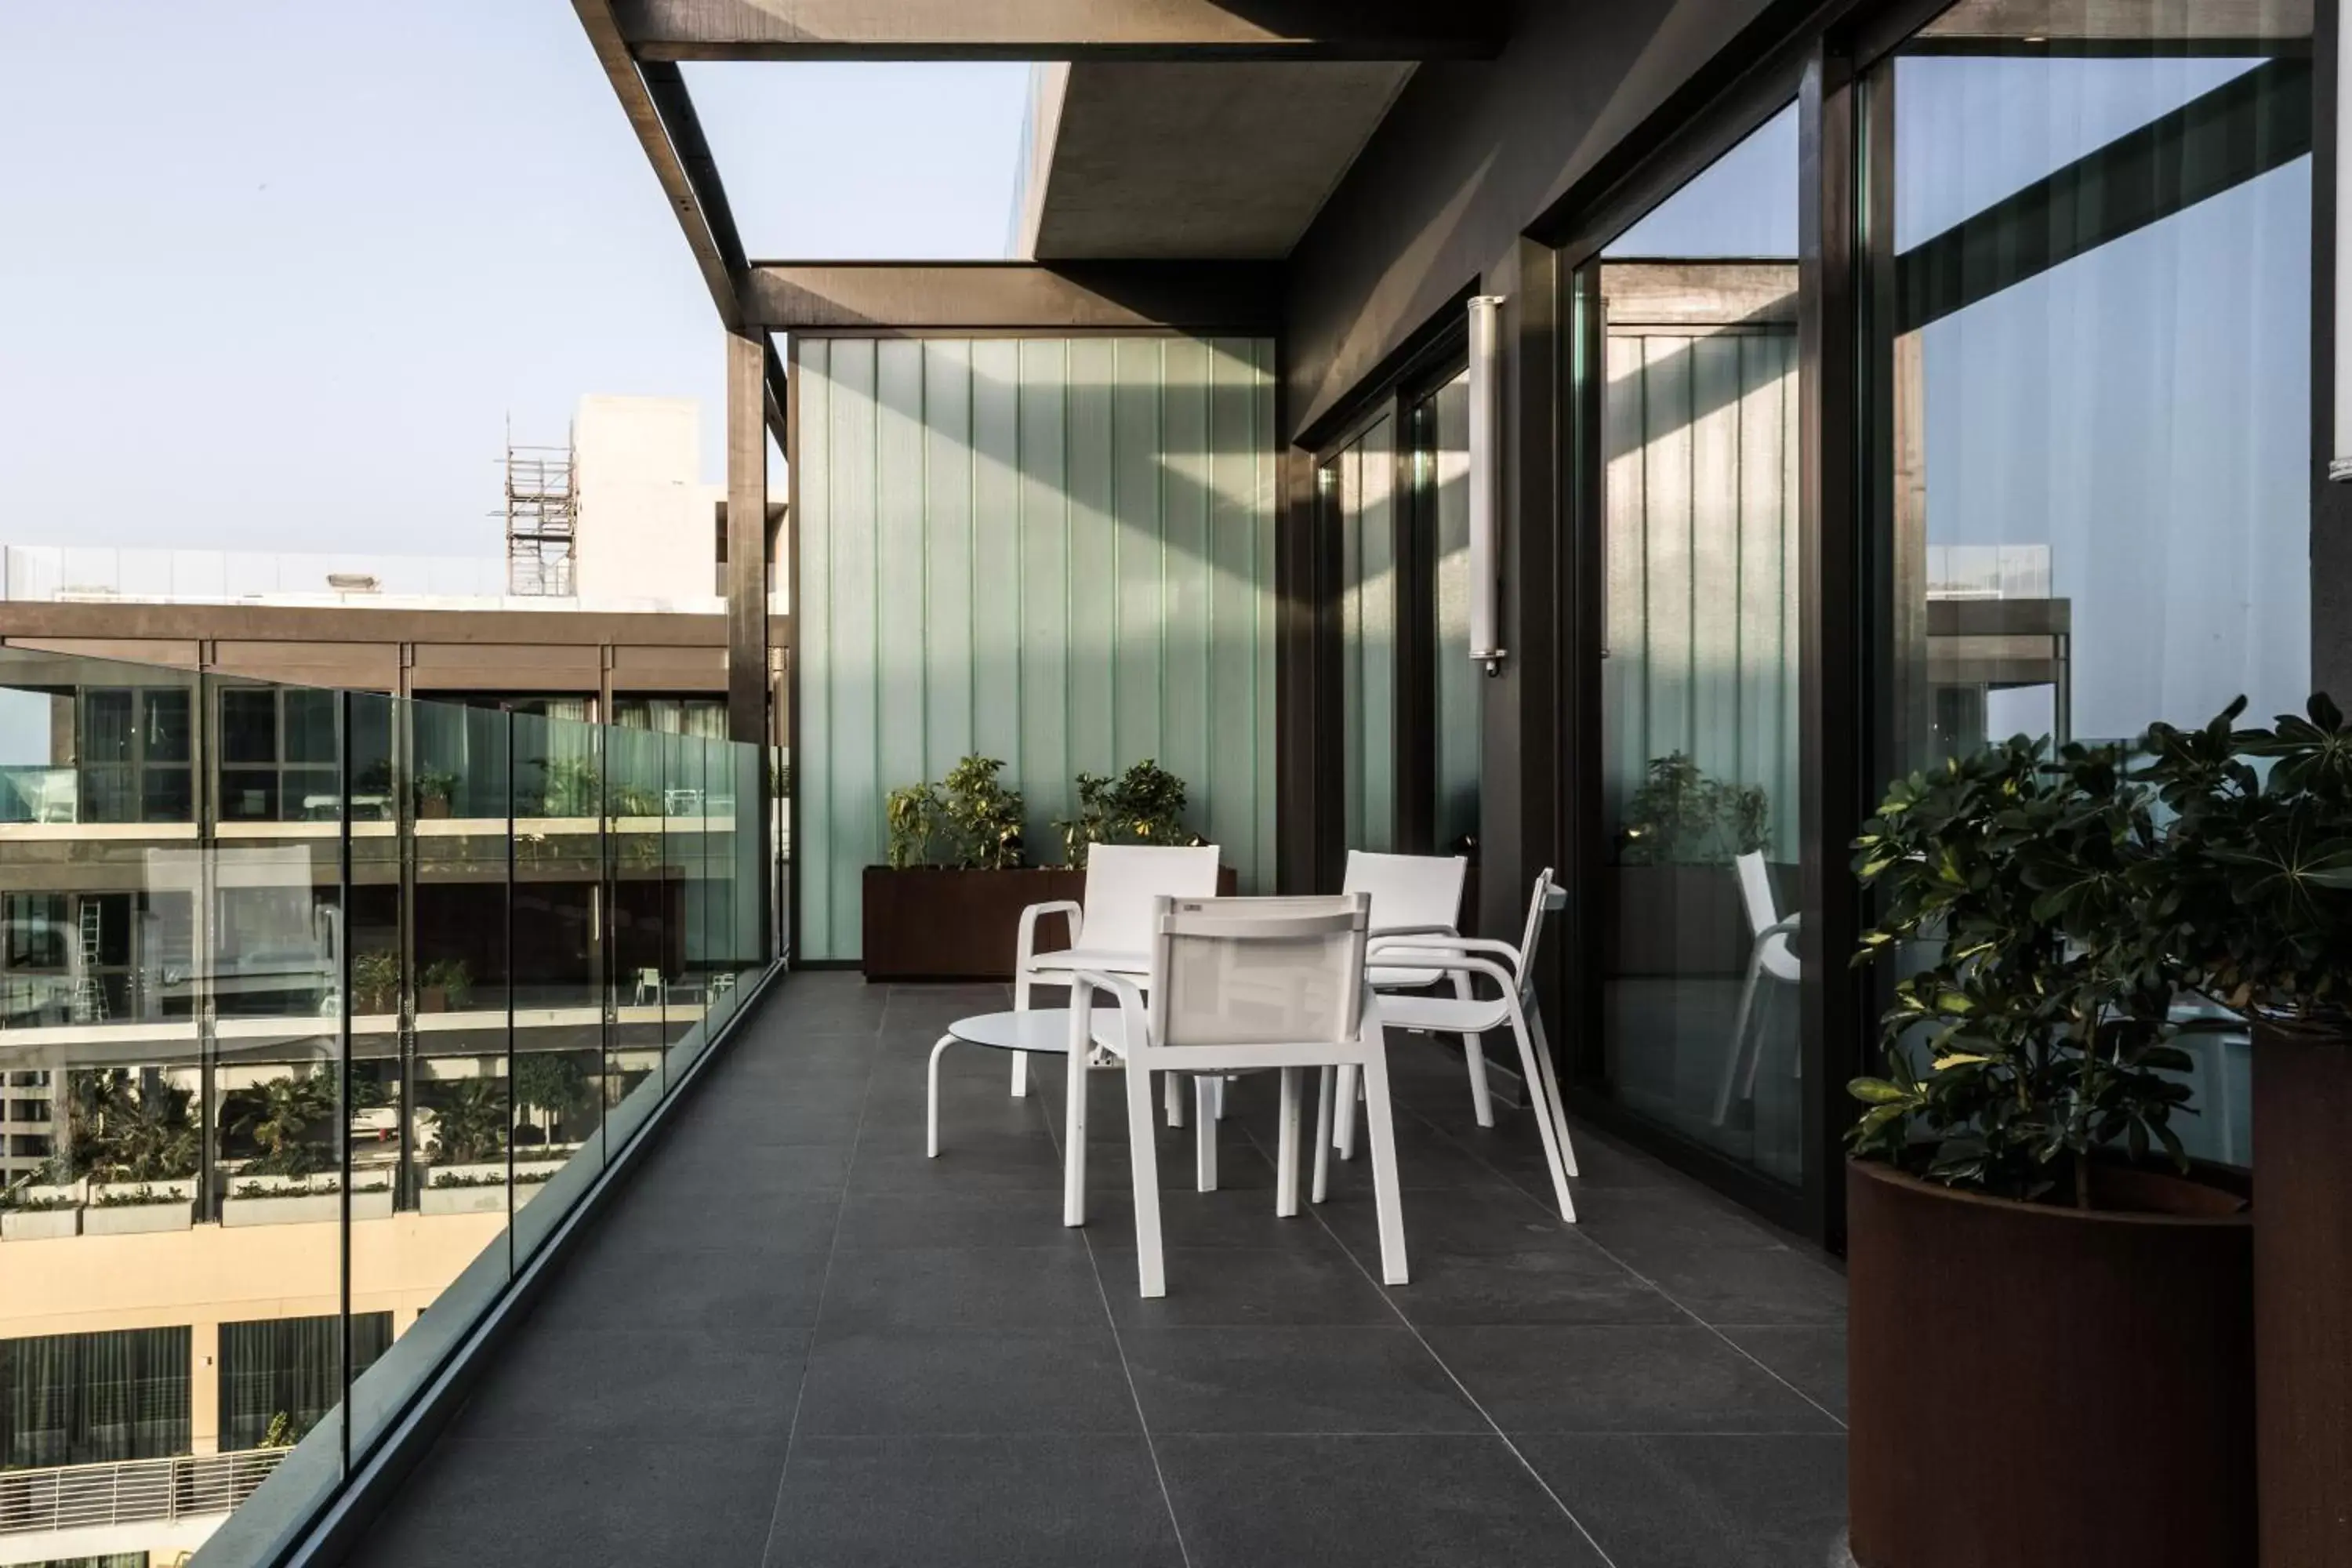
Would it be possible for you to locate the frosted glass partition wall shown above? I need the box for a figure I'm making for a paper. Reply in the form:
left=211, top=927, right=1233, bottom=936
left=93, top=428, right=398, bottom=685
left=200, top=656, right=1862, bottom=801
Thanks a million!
left=793, top=336, right=1280, bottom=962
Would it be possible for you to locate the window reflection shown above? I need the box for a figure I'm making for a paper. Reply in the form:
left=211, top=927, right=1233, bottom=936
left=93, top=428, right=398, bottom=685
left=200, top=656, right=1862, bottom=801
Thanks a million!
left=1596, top=102, right=1805, bottom=1182
left=1874, top=0, right=2312, bottom=1167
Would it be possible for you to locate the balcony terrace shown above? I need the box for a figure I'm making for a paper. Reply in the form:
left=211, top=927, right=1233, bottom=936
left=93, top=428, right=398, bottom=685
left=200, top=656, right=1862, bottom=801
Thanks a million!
left=339, top=972, right=1848, bottom=1568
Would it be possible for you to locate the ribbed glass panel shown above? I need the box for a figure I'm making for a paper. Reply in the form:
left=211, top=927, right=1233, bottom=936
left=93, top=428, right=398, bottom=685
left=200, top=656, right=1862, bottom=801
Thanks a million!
left=791, top=336, right=1279, bottom=961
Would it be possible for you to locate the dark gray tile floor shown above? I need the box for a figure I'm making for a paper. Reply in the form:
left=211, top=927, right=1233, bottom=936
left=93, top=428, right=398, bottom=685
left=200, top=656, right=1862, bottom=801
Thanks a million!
left=345, top=972, right=1852, bottom=1568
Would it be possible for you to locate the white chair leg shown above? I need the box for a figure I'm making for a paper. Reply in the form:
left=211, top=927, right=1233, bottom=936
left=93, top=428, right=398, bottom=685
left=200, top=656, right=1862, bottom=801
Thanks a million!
left=1276, top=1066, right=1303, bottom=1218
left=1312, top=1065, right=1335, bottom=1203
left=1358, top=1042, right=1410, bottom=1286
left=1463, top=1034, right=1496, bottom=1129
left=1740, top=979, right=1780, bottom=1100
left=1712, top=951, right=1766, bottom=1125
left=1334, top=1062, right=1359, bottom=1160
left=1506, top=1005, right=1577, bottom=1221
left=1526, top=1007, right=1578, bottom=1180
left=1451, top=971, right=1495, bottom=1128
left=1124, top=1059, right=1166, bottom=1298
left=926, top=1034, right=953, bottom=1158
left=1213, top=1075, right=1229, bottom=1120
left=1010, top=975, right=1032, bottom=1098
left=1165, top=1069, right=1185, bottom=1127
left=1063, top=1011, right=1090, bottom=1227
left=1196, top=1077, right=1218, bottom=1192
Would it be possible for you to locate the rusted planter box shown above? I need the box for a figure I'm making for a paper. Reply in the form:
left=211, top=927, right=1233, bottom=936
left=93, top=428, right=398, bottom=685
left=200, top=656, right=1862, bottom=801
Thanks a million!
left=861, top=864, right=1236, bottom=982
left=1848, top=1158, right=2254, bottom=1568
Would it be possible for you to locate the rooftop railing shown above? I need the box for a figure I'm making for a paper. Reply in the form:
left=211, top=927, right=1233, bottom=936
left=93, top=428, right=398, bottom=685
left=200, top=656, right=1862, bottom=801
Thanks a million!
left=0, top=1446, right=286, bottom=1537
left=0, top=544, right=777, bottom=616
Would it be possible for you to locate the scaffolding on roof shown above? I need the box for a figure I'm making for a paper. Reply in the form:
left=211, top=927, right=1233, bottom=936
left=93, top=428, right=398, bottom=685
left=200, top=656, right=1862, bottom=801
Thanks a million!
left=502, top=418, right=576, bottom=597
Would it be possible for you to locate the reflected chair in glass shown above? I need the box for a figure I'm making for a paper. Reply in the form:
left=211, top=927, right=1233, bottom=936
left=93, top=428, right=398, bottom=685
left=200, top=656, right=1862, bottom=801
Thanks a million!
left=1070, top=891, right=1406, bottom=1298
left=1352, top=869, right=1581, bottom=1221
left=1711, top=850, right=1802, bottom=1127
left=1011, top=843, right=1222, bottom=1102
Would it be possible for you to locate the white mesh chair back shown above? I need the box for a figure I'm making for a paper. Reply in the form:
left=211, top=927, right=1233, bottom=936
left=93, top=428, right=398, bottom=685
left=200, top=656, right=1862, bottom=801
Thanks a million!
left=1512, top=868, right=1566, bottom=996
left=1734, top=851, right=1777, bottom=935
left=1341, top=851, right=1467, bottom=935
left=1149, top=895, right=1370, bottom=1051
left=1079, top=844, right=1224, bottom=957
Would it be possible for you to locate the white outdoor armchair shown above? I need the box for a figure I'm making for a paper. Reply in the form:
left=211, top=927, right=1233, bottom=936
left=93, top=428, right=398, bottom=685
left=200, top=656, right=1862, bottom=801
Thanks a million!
left=1353, top=869, right=1580, bottom=1221
left=1069, top=892, right=1407, bottom=1299
left=1342, top=850, right=1496, bottom=1127
left=1011, top=842, right=1221, bottom=1098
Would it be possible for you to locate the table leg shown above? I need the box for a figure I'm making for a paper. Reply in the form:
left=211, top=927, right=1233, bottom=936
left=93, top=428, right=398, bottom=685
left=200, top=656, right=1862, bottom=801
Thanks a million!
left=927, top=1035, right=954, bottom=1157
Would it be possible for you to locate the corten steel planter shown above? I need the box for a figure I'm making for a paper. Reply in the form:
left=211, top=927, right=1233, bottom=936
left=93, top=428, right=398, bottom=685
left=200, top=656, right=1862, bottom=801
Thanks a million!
left=2251, top=1023, right=2352, bottom=1568
left=1848, top=1159, right=2254, bottom=1568
left=861, top=864, right=1238, bottom=982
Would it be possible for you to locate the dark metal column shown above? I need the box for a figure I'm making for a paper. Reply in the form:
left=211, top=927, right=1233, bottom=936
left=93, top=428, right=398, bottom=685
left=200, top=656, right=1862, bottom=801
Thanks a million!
left=724, top=326, right=775, bottom=956
left=1796, top=38, right=1864, bottom=1251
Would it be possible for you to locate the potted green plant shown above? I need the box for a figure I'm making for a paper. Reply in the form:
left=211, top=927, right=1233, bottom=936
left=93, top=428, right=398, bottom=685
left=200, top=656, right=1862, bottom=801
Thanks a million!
left=1056, top=758, right=1203, bottom=866
left=219, top=1069, right=394, bottom=1225
left=85, top=1179, right=197, bottom=1234
left=1844, top=735, right=2253, bottom=1568
left=83, top=1080, right=199, bottom=1234
left=413, top=768, right=459, bottom=820
left=1, top=1183, right=83, bottom=1240
left=416, top=957, right=474, bottom=1014
left=864, top=755, right=1048, bottom=980
left=2138, top=695, right=2352, bottom=1568
left=863, top=756, right=1231, bottom=980
left=350, top=949, right=401, bottom=1016
left=1609, top=752, right=1772, bottom=977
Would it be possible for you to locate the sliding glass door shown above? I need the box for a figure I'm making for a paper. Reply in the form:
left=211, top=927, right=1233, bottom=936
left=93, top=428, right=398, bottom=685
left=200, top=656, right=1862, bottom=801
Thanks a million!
left=1319, top=365, right=1484, bottom=877
left=1325, top=413, right=1400, bottom=853
left=1588, top=103, right=1806, bottom=1185
left=1863, top=0, right=2314, bottom=1166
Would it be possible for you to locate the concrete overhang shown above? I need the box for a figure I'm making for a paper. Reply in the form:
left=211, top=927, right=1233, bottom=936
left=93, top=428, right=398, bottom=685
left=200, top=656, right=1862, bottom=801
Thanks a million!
left=1017, top=60, right=1417, bottom=260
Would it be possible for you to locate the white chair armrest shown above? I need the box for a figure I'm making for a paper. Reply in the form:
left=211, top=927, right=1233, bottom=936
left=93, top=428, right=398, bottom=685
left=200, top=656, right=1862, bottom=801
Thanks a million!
left=1071, top=968, right=1150, bottom=1058
left=1373, top=949, right=1522, bottom=997
left=1757, top=916, right=1801, bottom=942
left=1367, top=934, right=1523, bottom=965
left=1016, top=899, right=1086, bottom=969
left=1369, top=923, right=1460, bottom=939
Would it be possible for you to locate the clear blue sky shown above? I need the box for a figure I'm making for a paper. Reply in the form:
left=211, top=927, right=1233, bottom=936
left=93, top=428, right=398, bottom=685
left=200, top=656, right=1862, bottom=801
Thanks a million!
left=0, top=5, right=1029, bottom=555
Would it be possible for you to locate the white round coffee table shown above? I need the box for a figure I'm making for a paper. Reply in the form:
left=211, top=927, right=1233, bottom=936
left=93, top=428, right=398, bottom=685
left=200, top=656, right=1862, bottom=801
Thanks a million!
left=927, top=1007, right=1129, bottom=1160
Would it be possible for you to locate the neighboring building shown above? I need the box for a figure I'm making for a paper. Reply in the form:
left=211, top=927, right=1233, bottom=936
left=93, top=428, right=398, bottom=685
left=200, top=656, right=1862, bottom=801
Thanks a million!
left=0, top=396, right=779, bottom=1567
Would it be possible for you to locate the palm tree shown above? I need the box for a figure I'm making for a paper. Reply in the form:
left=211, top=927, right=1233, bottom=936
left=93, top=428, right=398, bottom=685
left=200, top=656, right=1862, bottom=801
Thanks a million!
left=103, top=1083, right=198, bottom=1182
left=227, top=1071, right=335, bottom=1177
left=428, top=1079, right=507, bottom=1166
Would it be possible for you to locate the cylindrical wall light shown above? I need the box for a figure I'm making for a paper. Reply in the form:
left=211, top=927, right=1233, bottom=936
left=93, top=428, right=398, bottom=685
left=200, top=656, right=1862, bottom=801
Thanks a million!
left=2336, top=12, right=2352, bottom=481
left=1467, top=294, right=1508, bottom=671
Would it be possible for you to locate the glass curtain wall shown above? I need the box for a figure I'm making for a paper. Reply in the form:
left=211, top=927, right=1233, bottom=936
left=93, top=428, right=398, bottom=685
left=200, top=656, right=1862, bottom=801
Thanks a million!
left=1414, top=370, right=1483, bottom=855
left=1593, top=103, right=1806, bottom=1182
left=1326, top=414, right=1401, bottom=853
left=0, top=647, right=771, bottom=1562
left=1864, top=0, right=2314, bottom=1165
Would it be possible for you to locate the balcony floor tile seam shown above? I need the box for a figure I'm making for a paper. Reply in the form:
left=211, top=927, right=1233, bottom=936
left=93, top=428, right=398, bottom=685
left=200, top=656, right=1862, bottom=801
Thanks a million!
left=1226, top=1115, right=1628, bottom=1568
left=1036, top=1057, right=1200, bottom=1568
left=750, top=1021, right=879, bottom=1568
left=1377, top=1097, right=1853, bottom=1436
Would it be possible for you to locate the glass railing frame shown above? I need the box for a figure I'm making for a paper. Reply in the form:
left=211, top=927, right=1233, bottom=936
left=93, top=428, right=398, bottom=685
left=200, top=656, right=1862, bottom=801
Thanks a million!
left=0, top=646, right=780, bottom=1566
